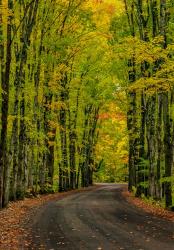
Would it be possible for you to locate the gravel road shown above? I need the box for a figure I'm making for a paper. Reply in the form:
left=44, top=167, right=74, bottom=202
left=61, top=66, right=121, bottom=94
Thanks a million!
left=30, top=184, right=174, bottom=250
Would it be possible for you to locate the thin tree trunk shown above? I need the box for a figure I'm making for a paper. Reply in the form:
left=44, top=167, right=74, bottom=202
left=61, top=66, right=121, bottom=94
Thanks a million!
left=146, top=95, right=157, bottom=198
left=59, top=78, right=69, bottom=191
left=163, top=93, right=173, bottom=208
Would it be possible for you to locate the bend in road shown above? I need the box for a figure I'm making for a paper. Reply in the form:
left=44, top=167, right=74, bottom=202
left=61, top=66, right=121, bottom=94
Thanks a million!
left=29, top=184, right=174, bottom=250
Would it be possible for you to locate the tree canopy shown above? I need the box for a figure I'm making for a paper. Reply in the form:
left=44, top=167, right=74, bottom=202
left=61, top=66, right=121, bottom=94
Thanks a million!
left=0, top=0, right=174, bottom=210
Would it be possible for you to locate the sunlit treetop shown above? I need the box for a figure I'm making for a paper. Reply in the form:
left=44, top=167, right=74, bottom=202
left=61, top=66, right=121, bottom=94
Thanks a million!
left=83, top=0, right=124, bottom=31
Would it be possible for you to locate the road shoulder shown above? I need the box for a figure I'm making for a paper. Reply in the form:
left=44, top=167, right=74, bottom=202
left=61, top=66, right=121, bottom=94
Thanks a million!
left=122, top=190, right=174, bottom=222
left=0, top=185, right=99, bottom=249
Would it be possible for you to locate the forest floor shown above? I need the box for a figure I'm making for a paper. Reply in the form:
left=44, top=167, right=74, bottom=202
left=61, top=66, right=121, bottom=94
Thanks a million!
left=0, top=184, right=174, bottom=250
left=123, top=190, right=174, bottom=222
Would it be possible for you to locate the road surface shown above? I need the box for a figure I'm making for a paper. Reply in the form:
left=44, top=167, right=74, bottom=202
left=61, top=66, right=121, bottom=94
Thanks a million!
left=30, top=184, right=174, bottom=250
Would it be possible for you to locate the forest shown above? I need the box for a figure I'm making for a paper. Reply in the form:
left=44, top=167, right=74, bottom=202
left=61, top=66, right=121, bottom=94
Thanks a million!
left=0, top=0, right=174, bottom=212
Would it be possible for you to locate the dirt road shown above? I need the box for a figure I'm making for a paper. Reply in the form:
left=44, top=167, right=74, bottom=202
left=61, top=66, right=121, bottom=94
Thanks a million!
left=30, top=184, right=174, bottom=250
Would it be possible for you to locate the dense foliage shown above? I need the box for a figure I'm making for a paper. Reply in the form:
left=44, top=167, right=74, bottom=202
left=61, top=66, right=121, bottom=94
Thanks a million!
left=0, top=0, right=123, bottom=208
left=119, top=0, right=174, bottom=209
left=0, top=0, right=174, bottom=210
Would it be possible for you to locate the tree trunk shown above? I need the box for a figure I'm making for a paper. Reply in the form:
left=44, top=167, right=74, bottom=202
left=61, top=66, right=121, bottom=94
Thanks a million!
left=163, top=93, right=173, bottom=208
left=0, top=0, right=13, bottom=207
left=59, top=79, right=69, bottom=191
left=146, top=95, right=157, bottom=198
